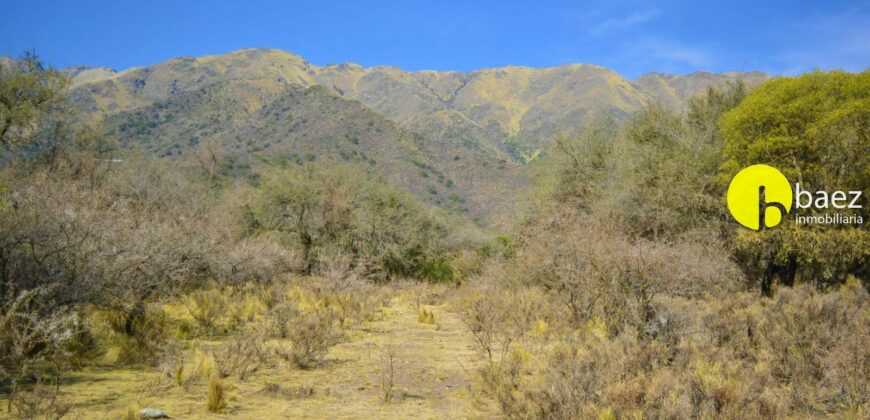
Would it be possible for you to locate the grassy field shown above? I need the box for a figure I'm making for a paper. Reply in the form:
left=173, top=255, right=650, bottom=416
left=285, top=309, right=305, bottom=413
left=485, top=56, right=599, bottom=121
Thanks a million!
left=1, top=286, right=490, bottom=419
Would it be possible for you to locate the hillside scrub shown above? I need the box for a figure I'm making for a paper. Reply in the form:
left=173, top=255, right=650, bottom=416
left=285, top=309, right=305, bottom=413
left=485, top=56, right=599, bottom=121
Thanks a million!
left=0, top=54, right=866, bottom=419
left=0, top=54, right=472, bottom=414
left=454, top=75, right=868, bottom=419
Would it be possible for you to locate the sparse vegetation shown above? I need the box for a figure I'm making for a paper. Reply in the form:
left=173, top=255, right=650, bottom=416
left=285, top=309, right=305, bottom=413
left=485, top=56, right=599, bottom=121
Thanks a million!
left=0, top=52, right=865, bottom=419
left=448, top=74, right=869, bottom=419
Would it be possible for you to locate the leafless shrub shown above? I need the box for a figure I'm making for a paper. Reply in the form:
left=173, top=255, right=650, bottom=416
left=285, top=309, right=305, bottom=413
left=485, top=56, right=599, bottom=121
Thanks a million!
left=92, top=305, right=168, bottom=365
left=0, top=287, right=84, bottom=394
left=454, top=286, right=524, bottom=370
left=220, top=232, right=297, bottom=284
left=509, top=211, right=740, bottom=334
left=270, top=307, right=342, bottom=369
left=368, top=341, right=398, bottom=403
left=7, top=380, right=71, bottom=420
left=267, top=301, right=297, bottom=339
left=211, top=328, right=269, bottom=380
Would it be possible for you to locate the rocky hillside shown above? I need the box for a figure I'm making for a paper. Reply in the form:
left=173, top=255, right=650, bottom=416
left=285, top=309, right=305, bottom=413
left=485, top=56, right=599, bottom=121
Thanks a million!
left=63, top=48, right=766, bottom=223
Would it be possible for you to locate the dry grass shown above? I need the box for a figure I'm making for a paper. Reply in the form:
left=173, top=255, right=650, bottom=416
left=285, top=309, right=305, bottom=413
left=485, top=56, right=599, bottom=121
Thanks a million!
left=2, top=289, right=484, bottom=419
left=452, top=271, right=869, bottom=419
left=370, top=341, right=398, bottom=403
left=416, top=307, right=436, bottom=324
left=5, top=271, right=861, bottom=419
left=122, top=404, right=139, bottom=420
left=205, top=374, right=227, bottom=412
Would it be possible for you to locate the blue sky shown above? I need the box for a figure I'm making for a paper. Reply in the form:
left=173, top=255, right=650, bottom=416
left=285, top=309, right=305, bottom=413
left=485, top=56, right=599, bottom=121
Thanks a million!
left=1, top=0, right=868, bottom=78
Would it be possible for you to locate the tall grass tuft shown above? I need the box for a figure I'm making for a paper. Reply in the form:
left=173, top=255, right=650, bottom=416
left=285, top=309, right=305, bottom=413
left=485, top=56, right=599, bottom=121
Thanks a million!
left=206, top=374, right=227, bottom=412
left=417, top=307, right=436, bottom=324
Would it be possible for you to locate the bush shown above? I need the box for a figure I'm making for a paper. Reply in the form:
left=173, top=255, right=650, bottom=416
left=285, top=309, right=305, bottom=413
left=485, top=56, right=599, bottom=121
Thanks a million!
left=91, top=305, right=168, bottom=365
left=457, top=272, right=868, bottom=418
left=0, top=287, right=84, bottom=390
left=7, top=380, right=71, bottom=420
left=210, top=328, right=269, bottom=380
left=187, top=289, right=226, bottom=335
left=248, top=165, right=459, bottom=282
left=506, top=210, right=741, bottom=333
left=270, top=305, right=342, bottom=369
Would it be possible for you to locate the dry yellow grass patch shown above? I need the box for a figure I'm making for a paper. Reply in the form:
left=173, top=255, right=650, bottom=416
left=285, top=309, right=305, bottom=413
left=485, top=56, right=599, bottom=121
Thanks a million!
left=4, top=292, right=488, bottom=419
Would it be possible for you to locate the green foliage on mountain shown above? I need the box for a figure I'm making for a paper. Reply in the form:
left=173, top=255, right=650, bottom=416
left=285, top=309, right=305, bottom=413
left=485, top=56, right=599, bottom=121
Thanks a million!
left=62, top=49, right=765, bottom=224
left=99, top=80, right=524, bottom=222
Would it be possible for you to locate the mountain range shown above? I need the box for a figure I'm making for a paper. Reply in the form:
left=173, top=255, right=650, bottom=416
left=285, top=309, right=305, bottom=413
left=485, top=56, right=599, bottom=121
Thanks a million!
left=60, top=48, right=767, bottom=224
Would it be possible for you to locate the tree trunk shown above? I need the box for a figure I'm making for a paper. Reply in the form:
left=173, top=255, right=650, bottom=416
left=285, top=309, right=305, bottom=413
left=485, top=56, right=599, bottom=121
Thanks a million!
left=761, top=263, right=775, bottom=297
left=781, top=254, right=798, bottom=287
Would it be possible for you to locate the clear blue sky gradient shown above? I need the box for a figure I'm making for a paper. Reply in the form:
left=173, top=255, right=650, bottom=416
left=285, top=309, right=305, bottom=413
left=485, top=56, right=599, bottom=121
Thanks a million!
left=2, top=0, right=868, bottom=78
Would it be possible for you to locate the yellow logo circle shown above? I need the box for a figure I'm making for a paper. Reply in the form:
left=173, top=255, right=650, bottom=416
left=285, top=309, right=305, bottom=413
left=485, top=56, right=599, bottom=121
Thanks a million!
left=726, top=164, right=792, bottom=230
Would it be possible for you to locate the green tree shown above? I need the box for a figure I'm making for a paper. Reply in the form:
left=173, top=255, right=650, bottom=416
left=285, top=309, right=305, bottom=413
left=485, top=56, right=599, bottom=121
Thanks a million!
left=720, top=70, right=870, bottom=294
left=0, top=51, right=68, bottom=148
left=250, top=164, right=456, bottom=281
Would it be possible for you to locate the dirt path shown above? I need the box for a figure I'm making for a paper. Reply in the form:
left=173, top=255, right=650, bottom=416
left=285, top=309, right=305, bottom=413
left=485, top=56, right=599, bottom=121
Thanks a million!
left=47, top=291, right=486, bottom=419
left=299, top=291, right=485, bottom=418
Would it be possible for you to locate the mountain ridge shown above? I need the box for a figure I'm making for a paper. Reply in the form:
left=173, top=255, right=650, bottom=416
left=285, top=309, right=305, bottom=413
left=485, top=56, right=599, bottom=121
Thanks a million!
left=45, top=48, right=767, bottom=224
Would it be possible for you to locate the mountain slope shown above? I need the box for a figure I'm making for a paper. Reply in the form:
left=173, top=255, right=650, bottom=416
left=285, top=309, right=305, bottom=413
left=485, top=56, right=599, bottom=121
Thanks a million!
left=63, top=48, right=767, bottom=222
left=103, top=81, right=526, bottom=221
left=634, top=71, right=768, bottom=110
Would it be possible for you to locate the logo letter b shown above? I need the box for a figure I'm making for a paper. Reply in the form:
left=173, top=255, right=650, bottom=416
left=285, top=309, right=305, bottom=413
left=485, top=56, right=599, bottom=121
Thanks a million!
left=795, top=183, right=813, bottom=209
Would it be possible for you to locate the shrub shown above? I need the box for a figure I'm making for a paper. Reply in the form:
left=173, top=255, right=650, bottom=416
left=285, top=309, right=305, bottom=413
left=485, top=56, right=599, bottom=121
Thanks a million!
left=206, top=374, right=227, bottom=412
left=272, top=308, right=342, bottom=369
left=508, top=211, right=741, bottom=333
left=454, top=286, right=525, bottom=368
left=7, top=380, right=71, bottom=420
left=458, top=273, right=868, bottom=418
left=92, top=305, right=168, bottom=365
left=248, top=165, right=458, bottom=282
left=210, top=328, right=269, bottom=380
left=371, top=342, right=398, bottom=403
left=0, top=287, right=84, bottom=392
left=188, top=288, right=226, bottom=335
